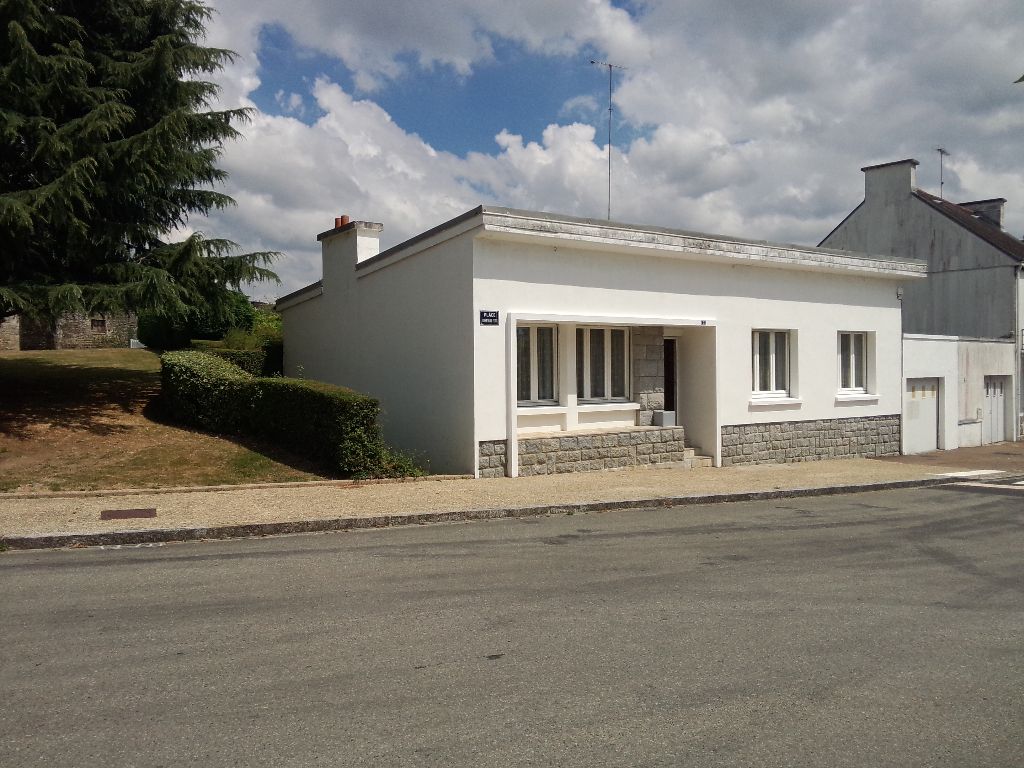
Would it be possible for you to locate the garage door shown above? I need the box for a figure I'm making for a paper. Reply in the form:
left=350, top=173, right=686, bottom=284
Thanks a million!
left=983, top=376, right=1007, bottom=444
left=904, top=378, right=938, bottom=454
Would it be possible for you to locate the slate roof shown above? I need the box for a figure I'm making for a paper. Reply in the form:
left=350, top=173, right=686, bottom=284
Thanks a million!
left=913, top=189, right=1024, bottom=263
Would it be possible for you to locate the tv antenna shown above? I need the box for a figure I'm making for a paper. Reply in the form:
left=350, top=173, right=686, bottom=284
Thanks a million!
left=936, top=147, right=950, bottom=199
left=591, top=59, right=627, bottom=220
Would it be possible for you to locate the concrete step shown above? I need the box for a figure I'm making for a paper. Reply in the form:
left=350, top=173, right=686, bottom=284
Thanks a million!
left=692, top=455, right=714, bottom=468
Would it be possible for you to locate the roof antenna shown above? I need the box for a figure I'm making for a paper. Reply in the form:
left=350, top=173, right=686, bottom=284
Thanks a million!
left=591, top=59, right=627, bottom=220
left=936, top=147, right=950, bottom=199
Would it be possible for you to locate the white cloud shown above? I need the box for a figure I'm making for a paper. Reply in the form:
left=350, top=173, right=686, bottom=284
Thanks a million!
left=192, top=0, right=1024, bottom=296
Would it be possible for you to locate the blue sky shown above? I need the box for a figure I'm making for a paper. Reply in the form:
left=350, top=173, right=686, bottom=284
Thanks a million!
left=249, top=24, right=644, bottom=156
left=196, top=0, right=1024, bottom=298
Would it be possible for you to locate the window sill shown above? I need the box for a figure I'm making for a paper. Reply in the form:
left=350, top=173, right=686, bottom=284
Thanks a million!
left=578, top=401, right=640, bottom=412
left=835, top=392, right=879, bottom=403
left=517, top=401, right=641, bottom=414
left=517, top=404, right=563, bottom=414
left=748, top=396, right=802, bottom=409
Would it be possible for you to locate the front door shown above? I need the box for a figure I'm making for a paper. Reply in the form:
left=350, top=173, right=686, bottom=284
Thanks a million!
left=664, top=339, right=677, bottom=413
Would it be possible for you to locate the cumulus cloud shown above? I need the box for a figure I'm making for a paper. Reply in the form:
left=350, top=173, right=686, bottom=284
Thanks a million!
left=192, top=0, right=1024, bottom=296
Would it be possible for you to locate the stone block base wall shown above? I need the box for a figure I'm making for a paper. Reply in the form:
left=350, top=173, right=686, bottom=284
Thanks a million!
left=479, top=427, right=689, bottom=478
left=720, top=415, right=900, bottom=465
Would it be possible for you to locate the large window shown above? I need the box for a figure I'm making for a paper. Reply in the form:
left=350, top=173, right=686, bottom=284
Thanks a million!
left=576, top=327, right=629, bottom=400
left=517, top=325, right=557, bottom=404
left=838, top=332, right=867, bottom=392
left=751, top=330, right=790, bottom=396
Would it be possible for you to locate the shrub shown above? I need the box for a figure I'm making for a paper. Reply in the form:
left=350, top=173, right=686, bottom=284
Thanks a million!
left=205, top=347, right=266, bottom=376
left=253, top=378, right=385, bottom=475
left=160, top=351, right=255, bottom=433
left=190, top=339, right=224, bottom=350
left=159, top=351, right=419, bottom=477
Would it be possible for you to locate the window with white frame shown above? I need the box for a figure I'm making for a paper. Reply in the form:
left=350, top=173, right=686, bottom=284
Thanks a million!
left=517, top=325, right=557, bottom=404
left=838, top=332, right=867, bottom=393
left=576, top=327, right=629, bottom=400
left=751, top=330, right=790, bottom=397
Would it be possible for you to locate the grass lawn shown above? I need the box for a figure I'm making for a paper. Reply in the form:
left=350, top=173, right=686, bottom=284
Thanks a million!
left=0, top=349, right=329, bottom=493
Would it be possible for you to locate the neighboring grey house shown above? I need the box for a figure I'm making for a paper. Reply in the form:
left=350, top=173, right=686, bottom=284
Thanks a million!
left=821, top=159, right=1022, bottom=449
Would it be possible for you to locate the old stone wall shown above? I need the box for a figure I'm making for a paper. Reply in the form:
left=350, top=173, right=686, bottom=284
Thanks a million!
left=55, top=313, right=137, bottom=349
left=17, top=316, right=54, bottom=350
left=0, top=315, right=20, bottom=351
left=479, top=426, right=690, bottom=478
left=720, top=415, right=900, bottom=465
left=631, top=326, right=664, bottom=426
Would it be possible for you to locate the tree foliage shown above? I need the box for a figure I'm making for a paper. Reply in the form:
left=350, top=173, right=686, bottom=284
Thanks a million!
left=0, top=0, right=277, bottom=323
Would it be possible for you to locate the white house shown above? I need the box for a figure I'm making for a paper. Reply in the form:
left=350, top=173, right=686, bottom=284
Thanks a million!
left=278, top=207, right=925, bottom=477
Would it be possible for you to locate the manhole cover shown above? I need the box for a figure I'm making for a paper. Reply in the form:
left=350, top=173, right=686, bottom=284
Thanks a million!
left=100, top=508, right=157, bottom=520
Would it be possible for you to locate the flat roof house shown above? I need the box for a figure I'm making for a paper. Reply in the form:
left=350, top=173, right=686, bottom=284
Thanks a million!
left=278, top=207, right=925, bottom=477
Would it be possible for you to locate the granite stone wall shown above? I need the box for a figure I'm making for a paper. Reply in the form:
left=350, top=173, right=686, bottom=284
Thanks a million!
left=16, top=313, right=137, bottom=350
left=479, top=426, right=690, bottom=478
left=720, top=415, right=900, bottom=465
left=55, top=313, right=137, bottom=349
left=631, top=326, right=664, bottom=426
left=0, top=315, right=20, bottom=351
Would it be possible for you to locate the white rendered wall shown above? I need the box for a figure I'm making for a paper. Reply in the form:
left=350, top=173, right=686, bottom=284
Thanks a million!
left=902, top=335, right=960, bottom=451
left=472, top=238, right=907, bottom=447
left=672, top=326, right=718, bottom=461
left=281, top=292, right=327, bottom=380
left=283, top=228, right=477, bottom=474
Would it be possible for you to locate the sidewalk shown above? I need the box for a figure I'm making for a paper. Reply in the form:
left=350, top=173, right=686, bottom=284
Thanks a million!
left=5, top=444, right=1021, bottom=549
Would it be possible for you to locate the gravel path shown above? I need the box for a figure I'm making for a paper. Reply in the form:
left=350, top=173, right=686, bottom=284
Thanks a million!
left=0, top=458, right=977, bottom=538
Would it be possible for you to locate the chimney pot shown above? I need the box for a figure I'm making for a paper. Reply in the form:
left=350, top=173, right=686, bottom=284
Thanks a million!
left=334, top=215, right=351, bottom=228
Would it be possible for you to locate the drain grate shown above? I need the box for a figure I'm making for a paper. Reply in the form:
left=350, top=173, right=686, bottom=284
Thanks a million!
left=100, top=508, right=157, bottom=521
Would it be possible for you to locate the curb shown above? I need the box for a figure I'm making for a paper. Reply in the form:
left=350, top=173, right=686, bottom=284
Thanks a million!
left=0, top=476, right=960, bottom=551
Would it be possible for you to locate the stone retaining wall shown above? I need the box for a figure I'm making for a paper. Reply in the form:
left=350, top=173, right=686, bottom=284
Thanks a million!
left=720, top=415, right=900, bottom=465
left=479, top=427, right=689, bottom=478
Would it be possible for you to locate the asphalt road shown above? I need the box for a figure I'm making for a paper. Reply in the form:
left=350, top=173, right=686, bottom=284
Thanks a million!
left=2, top=485, right=1022, bottom=767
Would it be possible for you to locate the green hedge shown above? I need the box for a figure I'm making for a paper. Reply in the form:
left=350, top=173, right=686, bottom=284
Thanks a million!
left=161, top=351, right=255, bottom=434
left=204, top=348, right=267, bottom=376
left=160, top=351, right=418, bottom=477
left=191, top=337, right=283, bottom=376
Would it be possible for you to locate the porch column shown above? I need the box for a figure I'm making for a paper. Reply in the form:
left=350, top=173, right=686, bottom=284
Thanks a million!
left=632, top=325, right=665, bottom=425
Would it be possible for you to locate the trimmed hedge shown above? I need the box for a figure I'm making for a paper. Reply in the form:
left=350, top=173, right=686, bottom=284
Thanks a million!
left=160, top=351, right=419, bottom=477
left=161, top=351, right=255, bottom=434
left=191, top=338, right=283, bottom=376
left=205, top=348, right=267, bottom=376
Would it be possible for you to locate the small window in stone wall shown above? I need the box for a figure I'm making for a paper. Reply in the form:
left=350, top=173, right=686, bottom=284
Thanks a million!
left=91, top=317, right=107, bottom=333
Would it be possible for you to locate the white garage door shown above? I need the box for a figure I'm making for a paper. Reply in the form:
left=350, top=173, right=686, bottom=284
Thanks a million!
left=904, top=377, right=939, bottom=454
left=983, top=376, right=1007, bottom=444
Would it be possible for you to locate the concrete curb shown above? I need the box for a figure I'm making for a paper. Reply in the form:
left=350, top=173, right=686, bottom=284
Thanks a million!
left=0, top=476, right=960, bottom=551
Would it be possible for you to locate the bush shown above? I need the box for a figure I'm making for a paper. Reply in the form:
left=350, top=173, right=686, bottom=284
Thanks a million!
left=159, top=351, right=420, bottom=477
left=205, top=347, right=266, bottom=376
left=160, top=351, right=255, bottom=434
left=138, top=291, right=257, bottom=350
left=253, top=378, right=385, bottom=475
